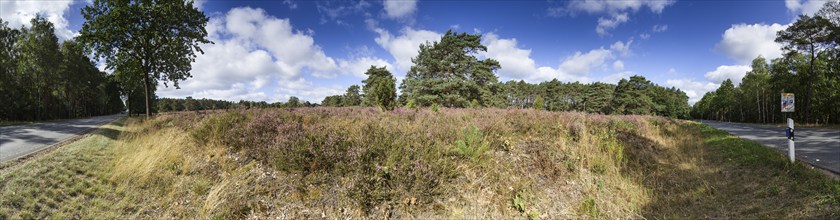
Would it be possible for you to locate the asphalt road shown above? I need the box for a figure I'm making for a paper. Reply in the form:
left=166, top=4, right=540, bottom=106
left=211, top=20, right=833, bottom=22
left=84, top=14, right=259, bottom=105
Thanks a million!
left=0, top=114, right=122, bottom=163
left=701, top=120, right=840, bottom=174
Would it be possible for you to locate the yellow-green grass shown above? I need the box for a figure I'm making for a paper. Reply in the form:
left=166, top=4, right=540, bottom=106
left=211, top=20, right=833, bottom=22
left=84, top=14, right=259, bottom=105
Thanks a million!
left=0, top=108, right=837, bottom=219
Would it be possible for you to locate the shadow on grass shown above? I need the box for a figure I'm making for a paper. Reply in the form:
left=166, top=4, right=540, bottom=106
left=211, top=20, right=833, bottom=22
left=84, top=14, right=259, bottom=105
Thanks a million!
left=617, top=123, right=840, bottom=219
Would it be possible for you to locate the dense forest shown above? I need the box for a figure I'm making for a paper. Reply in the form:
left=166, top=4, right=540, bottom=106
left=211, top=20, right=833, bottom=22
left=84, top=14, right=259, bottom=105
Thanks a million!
left=692, top=3, right=840, bottom=124
left=0, top=18, right=123, bottom=121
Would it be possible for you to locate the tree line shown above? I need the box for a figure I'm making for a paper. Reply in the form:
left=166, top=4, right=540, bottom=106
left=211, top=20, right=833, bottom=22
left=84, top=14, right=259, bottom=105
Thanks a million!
left=155, top=96, right=319, bottom=113
left=322, top=30, right=690, bottom=118
left=0, top=18, right=123, bottom=122
left=692, top=2, right=840, bottom=124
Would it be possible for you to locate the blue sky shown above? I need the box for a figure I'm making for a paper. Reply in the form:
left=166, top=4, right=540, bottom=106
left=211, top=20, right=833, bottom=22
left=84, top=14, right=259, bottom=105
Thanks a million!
left=1, top=0, right=834, bottom=104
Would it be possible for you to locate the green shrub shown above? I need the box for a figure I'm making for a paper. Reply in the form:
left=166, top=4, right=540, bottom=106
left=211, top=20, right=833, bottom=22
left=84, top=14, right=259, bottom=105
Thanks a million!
left=453, top=126, right=489, bottom=162
left=470, top=99, right=481, bottom=108
left=431, top=103, right=439, bottom=112
left=406, top=99, right=418, bottom=110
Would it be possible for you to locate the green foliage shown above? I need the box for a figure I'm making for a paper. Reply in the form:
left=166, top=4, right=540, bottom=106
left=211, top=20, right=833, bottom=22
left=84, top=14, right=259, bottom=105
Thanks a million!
left=321, top=95, right=344, bottom=107
left=534, top=95, right=544, bottom=110
left=400, top=30, right=501, bottom=107
left=362, top=66, right=397, bottom=111
left=469, top=99, right=481, bottom=108
left=431, top=103, right=440, bottom=112
left=452, top=126, right=489, bottom=162
left=286, top=96, right=301, bottom=108
left=0, top=17, right=122, bottom=121
left=611, top=76, right=655, bottom=115
left=580, top=197, right=599, bottom=218
left=79, top=0, right=211, bottom=116
left=406, top=99, right=418, bottom=110
left=342, top=85, right=363, bottom=106
left=512, top=190, right=541, bottom=220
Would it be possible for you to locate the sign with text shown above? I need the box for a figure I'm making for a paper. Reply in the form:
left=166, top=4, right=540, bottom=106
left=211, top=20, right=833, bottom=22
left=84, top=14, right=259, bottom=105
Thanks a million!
left=781, top=93, right=795, bottom=112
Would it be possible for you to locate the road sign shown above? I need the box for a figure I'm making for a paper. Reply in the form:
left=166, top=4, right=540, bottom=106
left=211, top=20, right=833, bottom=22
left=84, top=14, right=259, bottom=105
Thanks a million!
left=781, top=93, right=794, bottom=112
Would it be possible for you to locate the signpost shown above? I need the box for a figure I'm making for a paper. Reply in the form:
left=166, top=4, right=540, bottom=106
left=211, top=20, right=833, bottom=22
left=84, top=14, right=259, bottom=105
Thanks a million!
left=782, top=93, right=795, bottom=163
left=781, top=93, right=795, bottom=112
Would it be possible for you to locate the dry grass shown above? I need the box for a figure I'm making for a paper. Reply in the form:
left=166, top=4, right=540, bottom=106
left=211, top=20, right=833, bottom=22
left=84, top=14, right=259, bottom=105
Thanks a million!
left=0, top=107, right=837, bottom=219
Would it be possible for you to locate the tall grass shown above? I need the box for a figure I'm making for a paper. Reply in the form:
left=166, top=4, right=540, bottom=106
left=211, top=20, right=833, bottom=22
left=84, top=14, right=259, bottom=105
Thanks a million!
left=1, top=107, right=837, bottom=219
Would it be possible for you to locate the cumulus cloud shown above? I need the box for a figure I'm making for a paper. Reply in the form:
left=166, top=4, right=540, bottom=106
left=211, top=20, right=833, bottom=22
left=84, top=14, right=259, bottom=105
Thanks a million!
left=383, top=0, right=417, bottom=19
left=786, top=0, right=832, bottom=15
left=704, top=65, right=751, bottom=85
left=0, top=0, right=76, bottom=40
left=715, top=23, right=786, bottom=64
left=481, top=32, right=619, bottom=83
left=159, top=7, right=391, bottom=103
left=372, top=27, right=442, bottom=72
left=666, top=79, right=720, bottom=104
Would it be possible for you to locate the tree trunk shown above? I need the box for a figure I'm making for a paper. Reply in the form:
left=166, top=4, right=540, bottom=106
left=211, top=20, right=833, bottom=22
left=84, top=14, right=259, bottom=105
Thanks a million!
left=142, top=69, right=151, bottom=117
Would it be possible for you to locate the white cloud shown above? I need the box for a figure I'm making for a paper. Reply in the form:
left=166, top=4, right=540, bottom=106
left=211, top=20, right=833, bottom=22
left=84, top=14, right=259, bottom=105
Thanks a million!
left=482, top=33, right=618, bottom=83
left=557, top=48, right=613, bottom=79
left=786, top=0, right=832, bottom=15
left=600, top=71, right=634, bottom=84
left=373, top=27, right=442, bottom=72
left=666, top=79, right=720, bottom=104
left=610, top=40, right=633, bottom=56
left=566, top=0, right=675, bottom=14
left=224, top=7, right=339, bottom=78
left=551, top=0, right=675, bottom=36
left=613, top=60, right=625, bottom=71
left=275, top=78, right=346, bottom=103
left=652, top=24, right=668, bottom=32
left=383, top=0, right=418, bottom=19
left=338, top=57, right=395, bottom=78
left=159, top=6, right=391, bottom=103
left=596, top=13, right=629, bottom=36
left=0, top=0, right=76, bottom=40
left=704, top=65, right=751, bottom=85
left=715, top=23, right=786, bottom=64
left=639, top=33, right=651, bottom=39
left=194, top=0, right=207, bottom=10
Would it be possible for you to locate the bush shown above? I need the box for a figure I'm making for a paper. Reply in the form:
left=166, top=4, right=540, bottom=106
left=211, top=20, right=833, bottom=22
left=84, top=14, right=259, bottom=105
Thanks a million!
left=453, top=126, right=489, bottom=162
left=406, top=99, right=418, bottom=110
left=431, top=103, right=440, bottom=112
left=470, top=99, right=481, bottom=108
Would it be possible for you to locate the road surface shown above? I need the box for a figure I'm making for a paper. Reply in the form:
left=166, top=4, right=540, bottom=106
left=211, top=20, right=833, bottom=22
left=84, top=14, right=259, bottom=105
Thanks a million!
left=701, top=120, right=840, bottom=174
left=0, top=114, right=122, bottom=163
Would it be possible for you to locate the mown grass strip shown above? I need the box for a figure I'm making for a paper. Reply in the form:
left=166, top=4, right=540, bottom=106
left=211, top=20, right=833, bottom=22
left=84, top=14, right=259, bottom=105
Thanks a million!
left=696, top=122, right=840, bottom=217
left=0, top=118, right=126, bottom=219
